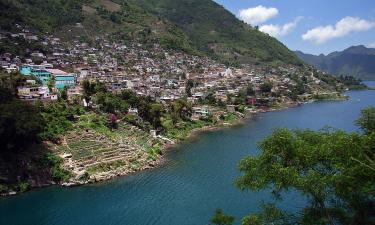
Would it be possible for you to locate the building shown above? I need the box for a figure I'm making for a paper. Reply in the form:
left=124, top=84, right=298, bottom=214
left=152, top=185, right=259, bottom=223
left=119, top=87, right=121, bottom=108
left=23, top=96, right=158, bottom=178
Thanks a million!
left=46, top=69, right=76, bottom=89
left=20, top=65, right=76, bottom=89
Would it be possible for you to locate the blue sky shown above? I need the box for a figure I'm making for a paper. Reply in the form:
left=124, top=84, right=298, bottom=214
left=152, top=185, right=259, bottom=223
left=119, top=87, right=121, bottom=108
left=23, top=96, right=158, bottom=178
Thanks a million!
left=214, top=0, right=375, bottom=55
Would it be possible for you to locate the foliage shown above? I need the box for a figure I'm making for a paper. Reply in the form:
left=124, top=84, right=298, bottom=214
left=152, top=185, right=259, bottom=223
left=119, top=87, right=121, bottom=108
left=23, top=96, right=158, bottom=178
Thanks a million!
left=241, top=204, right=292, bottom=225
left=0, top=86, right=44, bottom=152
left=147, top=144, right=162, bottom=160
left=94, top=92, right=129, bottom=114
left=235, top=125, right=375, bottom=224
left=338, top=76, right=367, bottom=90
left=356, top=107, right=375, bottom=134
left=59, top=86, right=68, bottom=100
left=259, top=82, right=273, bottom=93
left=18, top=182, right=30, bottom=192
left=246, top=84, right=255, bottom=96
left=186, top=79, right=194, bottom=97
left=43, top=152, right=71, bottom=182
left=47, top=76, right=55, bottom=92
left=210, top=209, right=235, bottom=225
left=38, top=102, right=77, bottom=142
left=0, top=0, right=84, bottom=32
left=169, top=98, right=192, bottom=124
left=0, top=71, right=27, bottom=95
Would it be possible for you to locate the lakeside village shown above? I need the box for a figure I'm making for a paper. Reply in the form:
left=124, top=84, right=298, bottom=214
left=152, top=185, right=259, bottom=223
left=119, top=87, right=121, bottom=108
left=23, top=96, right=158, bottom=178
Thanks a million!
left=0, top=25, right=345, bottom=189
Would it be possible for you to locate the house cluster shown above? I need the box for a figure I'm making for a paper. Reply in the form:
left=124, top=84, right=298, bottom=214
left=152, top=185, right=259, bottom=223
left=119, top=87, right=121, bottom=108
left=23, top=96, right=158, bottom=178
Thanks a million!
left=1, top=24, right=333, bottom=108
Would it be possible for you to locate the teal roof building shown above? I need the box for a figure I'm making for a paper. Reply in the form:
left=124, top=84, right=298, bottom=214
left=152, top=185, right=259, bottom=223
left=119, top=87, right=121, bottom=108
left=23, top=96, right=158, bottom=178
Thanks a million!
left=20, top=65, right=76, bottom=89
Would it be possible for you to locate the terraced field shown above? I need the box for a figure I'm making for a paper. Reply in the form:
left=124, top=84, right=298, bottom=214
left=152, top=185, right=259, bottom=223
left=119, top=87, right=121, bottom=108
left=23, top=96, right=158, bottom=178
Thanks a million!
left=55, top=123, right=164, bottom=182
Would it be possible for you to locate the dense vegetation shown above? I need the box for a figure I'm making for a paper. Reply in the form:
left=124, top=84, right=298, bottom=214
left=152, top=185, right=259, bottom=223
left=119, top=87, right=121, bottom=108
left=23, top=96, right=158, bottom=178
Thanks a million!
left=0, top=0, right=302, bottom=65
left=211, top=107, right=375, bottom=225
left=0, top=71, right=72, bottom=193
left=295, top=46, right=375, bottom=80
left=134, top=0, right=302, bottom=65
left=0, top=0, right=84, bottom=32
left=0, top=0, right=196, bottom=54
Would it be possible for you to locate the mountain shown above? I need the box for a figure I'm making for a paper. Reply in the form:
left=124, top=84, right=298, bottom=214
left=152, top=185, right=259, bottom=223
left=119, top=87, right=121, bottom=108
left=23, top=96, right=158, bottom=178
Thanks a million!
left=295, top=45, right=375, bottom=80
left=133, top=0, right=301, bottom=65
left=0, top=0, right=302, bottom=66
left=0, top=0, right=197, bottom=54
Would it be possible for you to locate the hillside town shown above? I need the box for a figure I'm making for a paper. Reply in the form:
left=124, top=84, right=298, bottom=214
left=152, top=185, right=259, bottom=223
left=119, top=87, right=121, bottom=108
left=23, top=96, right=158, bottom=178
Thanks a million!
left=1, top=25, right=342, bottom=110
left=0, top=24, right=345, bottom=189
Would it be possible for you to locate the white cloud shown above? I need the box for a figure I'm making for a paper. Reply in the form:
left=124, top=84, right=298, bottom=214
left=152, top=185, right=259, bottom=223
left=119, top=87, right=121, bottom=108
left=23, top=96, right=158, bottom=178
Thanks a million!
left=260, top=17, right=302, bottom=37
left=302, top=17, right=375, bottom=44
left=367, top=42, right=375, bottom=48
left=239, top=5, right=278, bottom=25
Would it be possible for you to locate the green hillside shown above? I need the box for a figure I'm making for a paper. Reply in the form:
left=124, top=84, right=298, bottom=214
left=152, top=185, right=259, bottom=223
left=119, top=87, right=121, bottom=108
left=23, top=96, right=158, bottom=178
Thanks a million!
left=133, top=0, right=302, bottom=65
left=0, top=0, right=302, bottom=65
left=0, top=0, right=197, bottom=53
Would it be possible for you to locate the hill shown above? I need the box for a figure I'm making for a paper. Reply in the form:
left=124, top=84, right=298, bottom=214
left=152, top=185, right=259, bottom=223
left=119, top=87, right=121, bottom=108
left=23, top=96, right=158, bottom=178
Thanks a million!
left=133, top=0, right=302, bottom=65
left=0, top=0, right=197, bottom=53
left=295, top=45, right=375, bottom=80
left=0, top=0, right=302, bottom=66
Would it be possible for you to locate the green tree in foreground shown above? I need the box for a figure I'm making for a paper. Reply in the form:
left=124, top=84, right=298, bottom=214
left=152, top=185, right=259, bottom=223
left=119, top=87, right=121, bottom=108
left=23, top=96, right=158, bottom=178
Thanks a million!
left=212, top=107, right=375, bottom=225
left=356, top=106, right=375, bottom=134
left=211, top=209, right=235, bottom=225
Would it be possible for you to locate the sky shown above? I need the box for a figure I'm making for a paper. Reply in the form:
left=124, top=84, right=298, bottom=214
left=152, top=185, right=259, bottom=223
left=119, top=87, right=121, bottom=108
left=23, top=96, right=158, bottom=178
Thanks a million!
left=214, top=0, right=375, bottom=55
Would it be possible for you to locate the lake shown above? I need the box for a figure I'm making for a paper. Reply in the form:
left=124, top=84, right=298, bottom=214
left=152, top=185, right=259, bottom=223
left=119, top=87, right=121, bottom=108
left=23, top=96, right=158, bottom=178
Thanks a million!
left=1, top=81, right=374, bottom=225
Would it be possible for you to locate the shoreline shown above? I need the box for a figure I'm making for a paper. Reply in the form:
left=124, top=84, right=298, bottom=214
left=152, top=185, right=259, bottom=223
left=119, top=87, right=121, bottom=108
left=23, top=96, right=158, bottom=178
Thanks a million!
left=1, top=95, right=347, bottom=197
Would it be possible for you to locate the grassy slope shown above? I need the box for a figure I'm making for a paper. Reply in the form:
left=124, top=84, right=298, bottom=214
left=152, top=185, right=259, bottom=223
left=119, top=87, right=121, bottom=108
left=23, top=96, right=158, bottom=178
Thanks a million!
left=133, top=0, right=302, bottom=65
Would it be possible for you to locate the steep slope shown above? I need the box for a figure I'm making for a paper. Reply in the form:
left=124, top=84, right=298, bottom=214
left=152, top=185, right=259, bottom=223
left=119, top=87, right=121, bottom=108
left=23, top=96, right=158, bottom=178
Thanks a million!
left=133, top=0, right=302, bottom=65
left=0, top=0, right=197, bottom=53
left=0, top=0, right=302, bottom=65
left=295, top=46, right=375, bottom=80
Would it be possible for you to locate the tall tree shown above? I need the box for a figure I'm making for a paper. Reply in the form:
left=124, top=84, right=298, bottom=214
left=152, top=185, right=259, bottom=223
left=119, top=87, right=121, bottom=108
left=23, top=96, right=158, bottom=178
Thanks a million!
left=212, top=110, right=375, bottom=225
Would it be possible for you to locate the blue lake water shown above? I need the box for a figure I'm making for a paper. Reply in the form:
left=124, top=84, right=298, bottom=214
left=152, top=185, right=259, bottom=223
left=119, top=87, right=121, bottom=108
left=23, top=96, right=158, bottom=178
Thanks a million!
left=1, top=81, right=375, bottom=225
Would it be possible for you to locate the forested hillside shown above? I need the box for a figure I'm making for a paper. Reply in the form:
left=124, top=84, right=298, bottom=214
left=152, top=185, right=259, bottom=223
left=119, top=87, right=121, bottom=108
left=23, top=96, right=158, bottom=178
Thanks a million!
left=134, top=0, right=302, bottom=65
left=0, top=0, right=302, bottom=65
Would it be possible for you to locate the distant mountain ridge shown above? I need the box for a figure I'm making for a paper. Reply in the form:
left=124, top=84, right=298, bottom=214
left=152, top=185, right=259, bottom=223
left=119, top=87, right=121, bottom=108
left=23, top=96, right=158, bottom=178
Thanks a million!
left=0, top=0, right=302, bottom=66
left=295, top=45, right=375, bottom=80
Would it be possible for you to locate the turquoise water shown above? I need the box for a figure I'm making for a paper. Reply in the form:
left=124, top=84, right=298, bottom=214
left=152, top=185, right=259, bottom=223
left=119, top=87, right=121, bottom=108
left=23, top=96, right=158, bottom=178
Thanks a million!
left=1, top=82, right=375, bottom=225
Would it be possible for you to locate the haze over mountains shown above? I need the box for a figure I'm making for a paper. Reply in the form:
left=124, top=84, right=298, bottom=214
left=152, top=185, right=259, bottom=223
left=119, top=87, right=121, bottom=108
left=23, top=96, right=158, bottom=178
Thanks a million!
left=0, top=0, right=301, bottom=66
left=295, top=45, right=375, bottom=80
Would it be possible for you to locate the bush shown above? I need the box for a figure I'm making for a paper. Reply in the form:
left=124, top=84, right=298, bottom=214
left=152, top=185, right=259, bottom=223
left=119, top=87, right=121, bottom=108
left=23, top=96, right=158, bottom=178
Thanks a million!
left=43, top=153, right=71, bottom=182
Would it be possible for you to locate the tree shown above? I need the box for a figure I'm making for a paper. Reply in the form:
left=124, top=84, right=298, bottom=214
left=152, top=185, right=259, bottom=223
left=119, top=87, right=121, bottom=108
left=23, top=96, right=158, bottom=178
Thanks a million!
left=82, top=80, right=96, bottom=101
left=120, top=90, right=139, bottom=107
left=210, top=209, right=235, bottom=225
left=0, top=71, right=26, bottom=95
left=260, top=82, right=273, bottom=93
left=356, top=107, right=375, bottom=134
left=170, top=99, right=192, bottom=124
left=211, top=109, right=375, bottom=225
left=59, top=86, right=68, bottom=101
left=149, top=103, right=164, bottom=129
left=246, top=84, right=255, bottom=96
left=95, top=93, right=129, bottom=114
left=0, top=95, right=44, bottom=152
left=47, top=76, right=55, bottom=92
left=234, top=126, right=375, bottom=224
left=186, top=79, right=194, bottom=97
